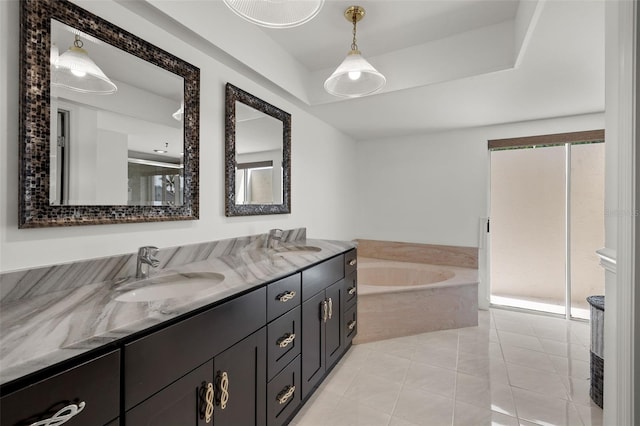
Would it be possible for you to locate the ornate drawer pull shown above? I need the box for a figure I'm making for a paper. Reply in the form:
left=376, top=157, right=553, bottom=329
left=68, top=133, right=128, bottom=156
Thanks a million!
left=216, top=371, right=229, bottom=410
left=199, top=382, right=215, bottom=423
left=30, top=401, right=86, bottom=426
left=277, top=333, right=296, bottom=348
left=348, top=259, right=357, bottom=266
left=328, top=297, right=333, bottom=320
left=348, top=320, right=357, bottom=330
left=348, top=286, right=357, bottom=295
left=322, top=300, right=328, bottom=323
left=278, top=291, right=296, bottom=302
left=276, top=385, right=296, bottom=405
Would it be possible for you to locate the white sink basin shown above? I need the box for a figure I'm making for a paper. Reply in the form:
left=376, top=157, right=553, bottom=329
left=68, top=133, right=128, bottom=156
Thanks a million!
left=115, top=272, right=225, bottom=302
left=273, top=246, right=322, bottom=257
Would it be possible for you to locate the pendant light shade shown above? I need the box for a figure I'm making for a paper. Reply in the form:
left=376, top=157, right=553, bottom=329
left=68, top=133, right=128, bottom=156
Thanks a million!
left=222, top=0, right=324, bottom=29
left=52, top=35, right=117, bottom=95
left=324, top=6, right=385, bottom=98
left=324, top=49, right=385, bottom=97
left=172, top=103, right=184, bottom=121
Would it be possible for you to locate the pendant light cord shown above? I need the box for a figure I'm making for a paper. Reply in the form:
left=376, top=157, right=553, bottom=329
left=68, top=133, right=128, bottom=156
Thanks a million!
left=351, top=12, right=358, bottom=51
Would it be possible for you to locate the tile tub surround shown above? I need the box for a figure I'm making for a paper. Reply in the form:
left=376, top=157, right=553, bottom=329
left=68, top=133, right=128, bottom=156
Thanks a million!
left=354, top=258, right=478, bottom=344
left=355, top=239, right=478, bottom=268
left=0, top=229, right=355, bottom=386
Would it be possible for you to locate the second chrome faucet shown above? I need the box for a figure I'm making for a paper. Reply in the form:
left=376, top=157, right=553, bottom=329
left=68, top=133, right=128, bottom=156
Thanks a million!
left=136, top=246, right=160, bottom=279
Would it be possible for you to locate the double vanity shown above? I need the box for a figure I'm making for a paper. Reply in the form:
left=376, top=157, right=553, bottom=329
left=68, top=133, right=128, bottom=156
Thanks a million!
left=0, top=236, right=358, bottom=426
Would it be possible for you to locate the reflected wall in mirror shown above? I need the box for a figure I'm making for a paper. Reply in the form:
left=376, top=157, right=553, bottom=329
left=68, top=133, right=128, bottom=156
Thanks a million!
left=225, top=84, right=291, bottom=216
left=20, top=0, right=200, bottom=228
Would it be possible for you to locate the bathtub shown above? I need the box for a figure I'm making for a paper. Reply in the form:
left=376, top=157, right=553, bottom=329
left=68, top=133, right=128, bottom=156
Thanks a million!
left=354, top=257, right=479, bottom=344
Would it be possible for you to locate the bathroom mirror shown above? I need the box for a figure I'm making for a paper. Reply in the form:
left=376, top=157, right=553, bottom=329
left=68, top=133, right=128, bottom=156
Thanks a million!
left=19, top=0, right=200, bottom=228
left=225, top=83, right=291, bottom=216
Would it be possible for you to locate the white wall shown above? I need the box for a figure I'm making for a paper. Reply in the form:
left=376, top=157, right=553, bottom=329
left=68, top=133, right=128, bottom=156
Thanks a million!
left=355, top=113, right=605, bottom=247
left=356, top=113, right=604, bottom=310
left=0, top=0, right=358, bottom=273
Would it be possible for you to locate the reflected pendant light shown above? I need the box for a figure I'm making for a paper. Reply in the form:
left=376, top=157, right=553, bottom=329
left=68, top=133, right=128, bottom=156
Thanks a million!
left=52, top=35, right=117, bottom=95
left=172, top=102, right=184, bottom=121
left=324, top=5, right=385, bottom=98
left=222, top=0, right=324, bottom=29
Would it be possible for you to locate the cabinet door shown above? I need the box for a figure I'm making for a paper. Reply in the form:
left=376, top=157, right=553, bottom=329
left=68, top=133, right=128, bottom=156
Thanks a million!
left=301, top=291, right=326, bottom=399
left=325, top=280, right=344, bottom=369
left=125, top=360, right=213, bottom=426
left=212, top=327, right=267, bottom=426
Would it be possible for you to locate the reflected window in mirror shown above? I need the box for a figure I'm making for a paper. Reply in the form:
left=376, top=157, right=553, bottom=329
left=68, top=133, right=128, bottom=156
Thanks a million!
left=20, top=0, right=199, bottom=227
left=225, top=84, right=291, bottom=216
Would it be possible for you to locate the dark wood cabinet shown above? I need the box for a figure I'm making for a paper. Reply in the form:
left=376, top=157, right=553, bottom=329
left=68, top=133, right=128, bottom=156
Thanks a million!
left=0, top=350, right=120, bottom=426
left=3, top=248, right=357, bottom=426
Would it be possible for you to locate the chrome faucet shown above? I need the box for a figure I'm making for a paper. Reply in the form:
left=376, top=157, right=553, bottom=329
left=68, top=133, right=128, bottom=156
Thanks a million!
left=136, top=246, right=160, bottom=279
left=266, top=229, right=284, bottom=249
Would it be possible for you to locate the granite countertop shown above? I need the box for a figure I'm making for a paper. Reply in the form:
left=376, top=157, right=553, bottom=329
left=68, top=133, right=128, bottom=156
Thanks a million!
left=0, top=238, right=356, bottom=387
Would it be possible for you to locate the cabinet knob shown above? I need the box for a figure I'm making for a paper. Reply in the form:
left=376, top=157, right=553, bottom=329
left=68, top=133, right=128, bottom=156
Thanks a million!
left=277, top=333, right=296, bottom=348
left=348, top=286, right=357, bottom=295
left=30, top=401, right=86, bottom=426
left=278, top=291, right=296, bottom=302
left=276, top=385, right=296, bottom=405
left=348, top=320, right=357, bottom=331
left=348, top=259, right=357, bottom=266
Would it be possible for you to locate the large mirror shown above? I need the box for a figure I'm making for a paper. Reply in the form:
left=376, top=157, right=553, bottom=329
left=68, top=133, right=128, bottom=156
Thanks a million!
left=225, top=84, right=291, bottom=216
left=19, top=0, right=200, bottom=228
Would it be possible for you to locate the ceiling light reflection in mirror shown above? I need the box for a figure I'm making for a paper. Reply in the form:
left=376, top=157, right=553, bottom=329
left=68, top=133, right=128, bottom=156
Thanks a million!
left=50, top=19, right=185, bottom=207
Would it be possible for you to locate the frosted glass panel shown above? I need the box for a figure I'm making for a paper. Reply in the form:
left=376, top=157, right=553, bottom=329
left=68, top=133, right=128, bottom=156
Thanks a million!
left=490, top=146, right=566, bottom=314
left=570, top=143, right=605, bottom=319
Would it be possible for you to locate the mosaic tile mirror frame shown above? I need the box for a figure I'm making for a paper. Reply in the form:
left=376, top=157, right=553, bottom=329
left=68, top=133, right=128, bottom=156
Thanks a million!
left=19, top=0, right=200, bottom=227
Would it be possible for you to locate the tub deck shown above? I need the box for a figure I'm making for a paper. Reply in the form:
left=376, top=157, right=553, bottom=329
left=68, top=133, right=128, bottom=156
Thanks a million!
left=354, top=257, right=479, bottom=344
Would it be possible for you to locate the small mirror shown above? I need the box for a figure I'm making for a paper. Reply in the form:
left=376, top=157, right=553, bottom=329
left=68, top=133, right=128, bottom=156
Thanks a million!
left=19, top=0, right=200, bottom=228
left=225, top=84, right=291, bottom=216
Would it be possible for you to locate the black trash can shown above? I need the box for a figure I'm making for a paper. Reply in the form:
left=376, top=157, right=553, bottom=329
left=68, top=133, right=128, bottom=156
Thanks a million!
left=587, top=295, right=604, bottom=408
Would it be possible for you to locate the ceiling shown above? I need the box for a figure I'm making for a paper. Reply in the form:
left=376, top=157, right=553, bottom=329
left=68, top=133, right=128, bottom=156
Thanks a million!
left=143, top=0, right=605, bottom=141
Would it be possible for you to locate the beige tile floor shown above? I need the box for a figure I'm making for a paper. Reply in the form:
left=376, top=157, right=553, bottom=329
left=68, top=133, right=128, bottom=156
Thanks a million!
left=291, top=308, right=603, bottom=426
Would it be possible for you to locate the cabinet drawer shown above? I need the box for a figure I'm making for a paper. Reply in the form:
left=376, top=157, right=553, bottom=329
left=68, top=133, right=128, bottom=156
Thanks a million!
left=0, top=350, right=120, bottom=426
left=124, top=287, right=266, bottom=410
left=267, top=273, right=301, bottom=322
left=302, top=255, right=344, bottom=301
left=343, top=271, right=357, bottom=309
left=267, top=355, right=301, bottom=426
left=267, top=305, right=301, bottom=380
left=344, top=249, right=358, bottom=276
left=344, top=304, right=357, bottom=347
left=125, top=360, right=212, bottom=426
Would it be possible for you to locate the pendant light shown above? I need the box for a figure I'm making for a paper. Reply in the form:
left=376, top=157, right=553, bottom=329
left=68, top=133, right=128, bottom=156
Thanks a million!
left=222, top=0, right=324, bottom=29
left=324, top=5, right=385, bottom=98
left=52, top=35, right=117, bottom=95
